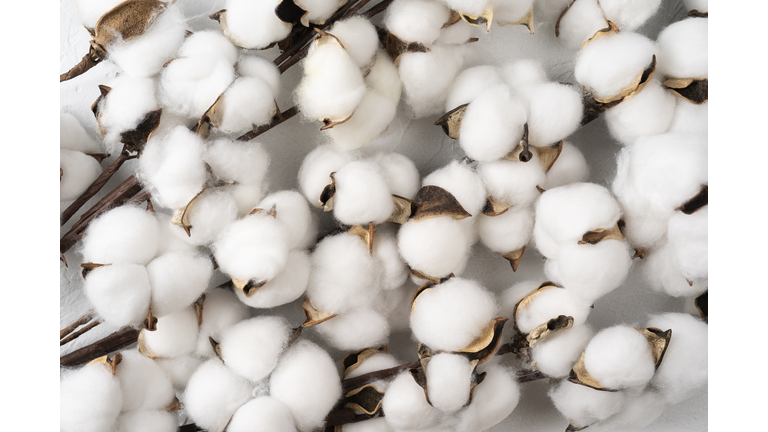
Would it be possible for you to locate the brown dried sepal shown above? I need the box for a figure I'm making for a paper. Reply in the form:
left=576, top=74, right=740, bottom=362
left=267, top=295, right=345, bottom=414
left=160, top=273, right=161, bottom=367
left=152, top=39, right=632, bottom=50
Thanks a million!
left=457, top=317, right=508, bottom=364
left=527, top=315, right=574, bottom=349
left=695, top=291, right=708, bottom=322
left=319, top=173, right=336, bottom=212
left=344, top=384, right=385, bottom=415
left=581, top=21, right=619, bottom=50
left=443, top=10, right=463, bottom=28
left=80, top=262, right=109, bottom=279
left=196, top=93, right=225, bottom=139
left=91, top=85, right=112, bottom=136
left=482, top=196, right=511, bottom=216
left=61, top=252, right=69, bottom=267
left=460, top=7, right=494, bottom=32
left=536, top=185, right=546, bottom=194
left=502, top=124, right=533, bottom=163
left=171, top=189, right=207, bottom=237
left=591, top=55, right=657, bottom=105
left=248, top=204, right=278, bottom=218
left=166, top=397, right=183, bottom=412
left=349, top=223, right=375, bottom=254
left=137, top=330, right=157, bottom=358
left=578, top=220, right=627, bottom=245
left=321, top=111, right=355, bottom=131
left=411, top=273, right=455, bottom=311
left=536, top=140, right=564, bottom=173
left=687, top=10, right=708, bottom=18
left=275, top=0, right=310, bottom=25
left=119, top=108, right=162, bottom=155
left=387, top=195, right=418, bottom=224
left=410, top=185, right=472, bottom=221
left=434, top=104, right=468, bottom=140
left=513, top=281, right=561, bottom=323
left=568, top=351, right=617, bottom=392
left=209, top=336, right=223, bottom=360
left=664, top=78, right=708, bottom=105
left=632, top=249, right=647, bottom=259
left=376, top=26, right=430, bottom=64
left=302, top=297, right=338, bottom=327
left=232, top=278, right=268, bottom=297
left=555, top=0, right=576, bottom=37
left=675, top=185, right=707, bottom=215
left=143, top=306, right=158, bottom=331
left=636, top=327, right=672, bottom=370
left=497, top=6, right=534, bottom=34
left=93, top=0, right=169, bottom=50
left=502, top=246, right=526, bottom=272
left=88, top=352, right=123, bottom=375
left=193, top=294, right=206, bottom=326
left=566, top=421, right=589, bottom=431
left=342, top=347, right=388, bottom=378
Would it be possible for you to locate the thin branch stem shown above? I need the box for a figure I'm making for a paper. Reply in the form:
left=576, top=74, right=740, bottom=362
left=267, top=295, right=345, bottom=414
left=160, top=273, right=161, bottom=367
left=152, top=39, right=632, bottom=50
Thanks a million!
left=60, top=327, right=140, bottom=367
left=60, top=49, right=102, bottom=82
left=60, top=309, right=96, bottom=339
left=237, top=106, right=300, bottom=141
left=60, top=318, right=103, bottom=346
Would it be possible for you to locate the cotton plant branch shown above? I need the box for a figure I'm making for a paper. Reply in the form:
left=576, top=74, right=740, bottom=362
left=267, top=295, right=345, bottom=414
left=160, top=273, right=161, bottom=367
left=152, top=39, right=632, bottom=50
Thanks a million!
left=60, top=309, right=97, bottom=340
left=60, top=317, right=104, bottom=346
left=60, top=327, right=141, bottom=367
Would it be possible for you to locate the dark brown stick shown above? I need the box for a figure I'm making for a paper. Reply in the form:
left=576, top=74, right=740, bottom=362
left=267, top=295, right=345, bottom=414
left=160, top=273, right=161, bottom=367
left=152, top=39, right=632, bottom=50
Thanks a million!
left=60, top=318, right=103, bottom=346
left=60, top=309, right=96, bottom=339
left=342, top=361, right=420, bottom=393
left=516, top=369, right=548, bottom=383
left=124, top=190, right=153, bottom=207
left=60, top=50, right=102, bottom=82
left=60, top=327, right=140, bottom=367
left=237, top=106, right=300, bottom=141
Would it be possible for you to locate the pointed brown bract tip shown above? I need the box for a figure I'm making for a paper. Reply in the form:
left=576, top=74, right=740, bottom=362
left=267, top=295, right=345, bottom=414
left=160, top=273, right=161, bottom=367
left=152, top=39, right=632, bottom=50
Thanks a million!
left=209, top=9, right=225, bottom=21
left=342, top=347, right=388, bottom=378
left=566, top=421, right=589, bottom=432
left=249, top=203, right=278, bottom=218
left=581, top=20, right=619, bottom=50
left=89, top=352, right=123, bottom=375
left=387, top=195, right=418, bottom=224
left=349, top=223, right=375, bottom=254
left=568, top=351, right=617, bottom=392
left=143, top=307, right=158, bottom=331
left=555, top=0, right=576, bottom=37
left=61, top=252, right=69, bottom=268
left=687, top=10, right=708, bottom=18
left=482, top=196, right=511, bottom=217
left=502, top=246, right=526, bottom=271
left=166, top=397, right=183, bottom=412
left=302, top=297, right=337, bottom=327
left=460, top=6, right=494, bottom=31
left=536, top=185, right=546, bottom=194
left=527, top=315, right=574, bottom=348
left=434, top=104, right=468, bottom=139
left=458, top=317, right=509, bottom=364
left=664, top=78, right=708, bottom=105
left=232, top=278, right=267, bottom=297
left=632, top=249, right=647, bottom=259
left=137, top=331, right=157, bottom=358
left=80, top=262, right=108, bottom=279
left=321, top=112, right=354, bottom=130
left=319, top=173, right=336, bottom=211
left=209, top=336, right=223, bottom=360
left=171, top=188, right=205, bottom=237
left=411, top=185, right=472, bottom=221
left=193, top=293, right=206, bottom=326
left=635, top=327, right=672, bottom=370
left=538, top=140, right=564, bottom=173
left=675, top=184, right=707, bottom=214
left=578, top=221, right=627, bottom=245
left=695, top=291, right=708, bottom=322
left=120, top=108, right=162, bottom=154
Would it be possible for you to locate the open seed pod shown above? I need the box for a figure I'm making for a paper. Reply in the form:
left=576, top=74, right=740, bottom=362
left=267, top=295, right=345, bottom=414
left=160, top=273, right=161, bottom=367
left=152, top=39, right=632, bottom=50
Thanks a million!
left=377, top=26, right=431, bottom=64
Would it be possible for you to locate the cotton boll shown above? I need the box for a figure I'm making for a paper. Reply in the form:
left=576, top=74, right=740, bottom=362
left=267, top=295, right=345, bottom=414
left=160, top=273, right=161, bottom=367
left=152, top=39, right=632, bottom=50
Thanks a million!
left=441, top=0, right=489, bottom=17
left=479, top=159, right=545, bottom=207
left=556, top=0, right=609, bottom=49
left=445, top=65, right=504, bottom=111
left=545, top=241, right=632, bottom=303
left=84, top=263, right=151, bottom=327
left=344, top=353, right=400, bottom=386
left=531, top=324, right=595, bottom=378
left=60, top=362, right=122, bottom=432
left=237, top=55, right=281, bottom=98
left=373, top=152, right=420, bottom=199
left=398, top=217, right=470, bottom=279
left=641, top=241, right=707, bottom=297
left=373, top=225, right=409, bottom=290
left=116, top=350, right=175, bottom=411
left=382, top=372, right=441, bottom=430
left=604, top=78, right=676, bottom=145
left=160, top=56, right=236, bottom=119
left=586, top=390, right=665, bottom=432
left=575, top=33, right=657, bottom=100
left=477, top=206, right=534, bottom=254
left=217, top=77, right=278, bottom=134
left=116, top=410, right=177, bottom=432
left=184, top=358, right=254, bottom=432
left=96, top=75, right=157, bottom=149
left=384, top=0, right=451, bottom=46
left=237, top=250, right=311, bottom=308
left=60, top=149, right=102, bottom=202
left=314, top=308, right=391, bottom=350
left=147, top=252, right=213, bottom=317
left=423, top=160, right=487, bottom=217
left=76, top=0, right=125, bottom=29
left=398, top=46, right=465, bottom=117
left=177, top=31, right=239, bottom=64
left=325, top=91, right=398, bottom=151
left=169, top=189, right=238, bottom=246
left=459, top=86, right=527, bottom=162
left=228, top=182, right=268, bottom=217
left=205, top=138, right=270, bottom=185
left=410, top=277, right=497, bottom=351
left=227, top=397, right=298, bottom=432
left=600, top=0, right=661, bottom=32
left=298, top=144, right=356, bottom=206
left=213, top=213, right=290, bottom=282
left=365, top=51, right=402, bottom=103
left=501, top=59, right=548, bottom=93
left=219, top=316, right=291, bottom=383
left=455, top=365, right=520, bottom=432
left=500, top=280, right=541, bottom=317
left=668, top=99, right=707, bottom=135
left=60, top=113, right=102, bottom=153
left=299, top=0, right=340, bottom=24
left=269, top=340, right=343, bottom=432
left=584, top=325, right=656, bottom=390
left=155, top=355, right=203, bottom=391
left=196, top=289, right=251, bottom=358
left=425, top=353, right=472, bottom=413
left=646, top=313, right=707, bottom=403
left=549, top=380, right=627, bottom=428
left=332, top=161, right=395, bottom=225
left=220, top=0, right=292, bottom=49
left=515, top=288, right=591, bottom=334
left=667, top=209, right=708, bottom=281
left=683, top=0, right=707, bottom=13
left=141, top=306, right=199, bottom=358
left=541, top=141, right=589, bottom=189
left=257, top=191, right=317, bottom=250
left=524, top=82, right=583, bottom=147
left=328, top=17, right=380, bottom=68
left=657, top=18, right=708, bottom=79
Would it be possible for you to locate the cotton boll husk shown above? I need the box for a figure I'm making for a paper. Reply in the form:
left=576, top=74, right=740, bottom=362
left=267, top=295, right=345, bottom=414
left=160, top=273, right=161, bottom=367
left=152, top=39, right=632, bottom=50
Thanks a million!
left=600, top=0, right=661, bottom=32
left=328, top=17, right=380, bottom=68
left=269, top=340, right=343, bottom=432
left=384, top=0, right=451, bottom=46
left=142, top=306, right=199, bottom=358
left=307, top=232, right=382, bottom=313
left=531, top=324, right=595, bottom=378
left=423, top=160, right=487, bottom=217
left=205, top=138, right=270, bottom=185
left=575, top=33, right=657, bottom=100
left=640, top=241, right=707, bottom=297
left=436, top=19, right=477, bottom=45
left=500, top=280, right=541, bottom=317
left=455, top=365, right=520, bottom=432
left=373, top=225, right=409, bottom=290
left=668, top=99, right=707, bottom=135
left=683, top=0, right=707, bottom=13
left=116, top=350, right=175, bottom=411
left=410, top=277, right=497, bottom=351
left=169, top=189, right=238, bottom=246
left=184, top=358, right=254, bottom=432
left=515, top=288, right=591, bottom=334
left=459, top=86, right=527, bottom=162
left=257, top=191, right=317, bottom=250
left=60, top=149, right=102, bottom=202
left=216, top=77, right=277, bottom=134
left=342, top=418, right=393, bottom=432
left=116, top=410, right=177, bottom=432
left=227, top=397, right=298, bottom=432
left=220, top=0, right=292, bottom=49
left=373, top=152, right=420, bottom=199
left=382, top=372, right=442, bottom=430
left=479, top=159, right=545, bottom=207
left=657, top=18, right=708, bottom=79
left=76, top=0, right=125, bottom=29
left=586, top=390, right=665, bottom=432
left=314, top=308, right=391, bottom=350
left=583, top=325, right=656, bottom=389
left=398, top=217, right=470, bottom=279
left=332, top=161, right=395, bottom=225
left=541, top=141, right=589, bottom=189
left=549, top=380, right=627, bottom=428
left=227, top=182, right=269, bottom=217
left=219, top=316, right=291, bottom=383
left=646, top=313, right=707, bottom=403
left=365, top=51, right=402, bottom=103
left=96, top=75, right=157, bottom=150
left=237, top=55, right=281, bottom=98
left=155, top=355, right=203, bottom=391
left=84, top=263, right=151, bottom=327
left=213, top=213, right=290, bottom=282
left=325, top=91, right=398, bottom=151
left=477, top=206, right=534, bottom=254
left=523, top=82, right=583, bottom=147
left=501, top=59, right=548, bottom=93
left=160, top=56, right=236, bottom=119
left=445, top=66, right=504, bottom=111
left=556, top=0, right=609, bottom=50
left=667, top=209, right=708, bottom=281
left=237, top=250, right=311, bottom=308
left=60, top=362, right=122, bottom=432
left=425, top=353, right=472, bottom=413
left=139, top=126, right=207, bottom=209
left=494, top=0, right=534, bottom=25
left=604, top=78, right=676, bottom=145
left=298, top=144, right=356, bottom=206
left=147, top=252, right=213, bottom=316
left=196, top=289, right=250, bottom=358
left=545, top=241, right=631, bottom=303
left=60, top=113, right=102, bottom=153
left=398, top=46, right=466, bottom=118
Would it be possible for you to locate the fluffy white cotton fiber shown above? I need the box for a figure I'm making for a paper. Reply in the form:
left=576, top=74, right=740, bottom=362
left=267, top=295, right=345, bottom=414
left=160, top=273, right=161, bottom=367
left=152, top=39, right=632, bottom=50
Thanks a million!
left=219, top=316, right=291, bottom=383
left=501, top=60, right=548, bottom=93
left=398, top=45, right=466, bottom=117
left=184, top=358, right=254, bottom=432
left=227, top=397, right=298, bottom=432
left=325, top=91, right=398, bottom=151
left=153, top=212, right=197, bottom=255
left=196, top=289, right=250, bottom=358
left=384, top=0, right=451, bottom=46
left=382, top=372, right=441, bottom=430
left=524, top=83, right=583, bottom=147
left=328, top=17, right=380, bottom=68
left=583, top=325, right=656, bottom=389
left=155, top=355, right=203, bottom=390
left=455, top=365, right=520, bottom=432
left=116, top=350, right=175, bottom=411
left=60, top=150, right=102, bottom=202
left=423, top=160, right=487, bottom=217
left=314, top=307, right=390, bottom=350
left=205, top=138, right=269, bottom=185
left=374, top=152, right=420, bottom=199
left=115, top=410, right=178, bottom=432
left=60, top=113, right=102, bottom=154
left=410, top=277, right=497, bottom=351
left=556, top=0, right=609, bottom=49
left=425, top=353, right=473, bottom=412
left=445, top=65, right=504, bottom=110
left=61, top=362, right=123, bottom=432
left=640, top=241, right=707, bottom=297
left=216, top=77, right=277, bottom=134
left=668, top=99, right=707, bottom=135
left=298, top=144, right=355, bottom=205
left=237, top=55, right=281, bottom=97
left=549, top=380, right=627, bottom=428
left=96, top=76, right=158, bottom=149
left=398, top=217, right=470, bottom=278
left=178, top=30, right=239, bottom=64
left=221, top=0, right=291, bottom=49
left=477, top=206, right=534, bottom=254
left=479, top=159, right=545, bottom=207
left=586, top=390, right=665, bottom=432
left=84, top=263, right=151, bottom=327
left=257, top=191, right=317, bottom=250
left=169, top=189, right=238, bottom=246
left=600, top=0, right=662, bottom=31
left=82, top=205, right=160, bottom=265
left=604, top=78, right=676, bottom=145
left=342, top=418, right=393, bottom=432
left=213, top=213, right=290, bottom=282
left=657, top=18, right=708, bottom=79
left=541, top=141, right=589, bottom=189
left=459, top=86, right=527, bottom=162
left=494, top=0, right=534, bottom=26
left=667, top=209, right=708, bottom=281
left=366, top=51, right=402, bottom=103
left=532, top=324, right=595, bottom=378
left=333, top=161, right=395, bottom=225
left=141, top=306, right=199, bottom=358
left=373, top=225, right=409, bottom=290
left=147, top=252, right=213, bottom=317
left=237, top=250, right=311, bottom=308
left=269, top=340, right=342, bottom=432
left=515, top=287, right=591, bottom=333
left=501, top=279, right=541, bottom=316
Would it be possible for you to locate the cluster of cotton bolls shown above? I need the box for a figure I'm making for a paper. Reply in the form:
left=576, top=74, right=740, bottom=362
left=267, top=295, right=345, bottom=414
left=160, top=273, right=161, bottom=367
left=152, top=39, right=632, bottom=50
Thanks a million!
left=60, top=113, right=104, bottom=202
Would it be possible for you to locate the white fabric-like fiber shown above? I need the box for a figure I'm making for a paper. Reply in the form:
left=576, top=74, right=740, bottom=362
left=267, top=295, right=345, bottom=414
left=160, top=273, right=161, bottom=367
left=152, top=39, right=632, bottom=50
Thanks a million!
left=669, top=99, right=707, bottom=135
left=257, top=191, right=317, bottom=250
left=382, top=372, right=441, bottom=430
left=82, top=205, right=160, bottom=265
left=604, top=78, right=676, bottom=145
left=314, top=307, right=390, bottom=350
left=332, top=161, right=395, bottom=225
left=373, top=225, right=409, bottom=290
left=298, top=144, right=355, bottom=205
left=60, top=362, right=122, bottom=432
left=641, top=241, right=707, bottom=297
left=219, top=316, right=291, bottom=383
left=541, top=141, right=589, bottom=189
left=269, top=340, right=342, bottom=432
left=646, top=313, right=707, bottom=403
left=213, top=213, right=289, bottom=282
left=657, top=18, right=708, bottom=79
left=549, top=380, right=627, bottom=428
left=398, top=46, right=466, bottom=117
left=184, top=358, right=254, bottom=432
left=441, top=0, right=489, bottom=16
left=667, top=209, right=708, bottom=281
left=178, top=31, right=239, bottom=64
left=501, top=60, right=548, bottom=93
left=342, top=418, right=393, bottom=432
left=237, top=55, right=281, bottom=98
left=237, top=250, right=311, bottom=308
left=425, top=353, right=472, bottom=413
left=398, top=217, right=470, bottom=278
left=424, top=160, right=487, bottom=217
left=384, top=0, right=451, bottom=45
left=169, top=189, right=238, bottom=246
left=524, top=83, right=583, bottom=147
left=455, top=365, right=520, bottom=432
left=545, top=241, right=632, bottom=303
left=515, top=287, right=591, bottom=334
left=227, top=397, right=298, bottom=432
left=160, top=56, right=236, bottom=119
left=325, top=91, right=398, bottom=151
left=683, top=0, right=707, bottom=13
left=221, top=0, right=292, bottom=49
left=196, top=289, right=250, bottom=358
left=328, top=17, right=380, bottom=68
left=479, top=159, right=545, bottom=207
left=556, top=0, right=609, bottom=50
left=477, top=206, right=534, bottom=254
left=587, top=390, right=665, bottom=432
left=96, top=76, right=157, bottom=149
left=374, top=152, right=420, bottom=199
left=583, top=325, right=656, bottom=389
left=76, top=0, right=125, bottom=29
left=298, top=0, right=339, bottom=24
left=532, top=324, right=595, bottom=378
left=205, top=138, right=269, bottom=185
left=60, top=113, right=102, bottom=154
left=445, top=65, right=504, bottom=111
left=147, top=252, right=213, bottom=317
left=115, top=410, right=178, bottom=432
left=60, top=149, right=102, bottom=202
left=575, top=33, right=657, bottom=100
left=459, top=86, right=527, bottom=162
left=141, top=306, right=199, bottom=358
left=116, top=350, right=175, bottom=411
left=155, top=355, right=203, bottom=391
left=217, top=77, right=277, bottom=134
left=84, top=263, right=151, bottom=327
left=410, top=277, right=497, bottom=351
left=600, top=0, right=661, bottom=31
left=365, top=51, right=402, bottom=103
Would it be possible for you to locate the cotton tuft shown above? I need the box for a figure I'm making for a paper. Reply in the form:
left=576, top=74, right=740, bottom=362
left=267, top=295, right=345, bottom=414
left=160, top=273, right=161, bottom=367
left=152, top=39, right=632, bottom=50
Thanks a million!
left=381, top=372, right=441, bottom=430
left=84, top=263, right=151, bottom=327
left=459, top=86, right=527, bottom=162
left=184, top=358, right=254, bottom=432
left=298, top=144, right=356, bottom=205
left=477, top=206, right=534, bottom=254
left=213, top=213, right=290, bottom=282
left=216, top=77, right=277, bottom=134
left=115, top=350, right=175, bottom=411
left=398, top=217, right=470, bottom=279
left=227, top=397, right=298, bottom=432
left=60, top=362, right=122, bottom=432
left=314, top=307, right=390, bottom=350
left=600, top=0, right=662, bottom=31
left=328, top=17, right=380, bottom=68
left=257, top=190, right=318, bottom=250
left=479, top=159, right=545, bottom=208
left=515, top=287, right=591, bottom=333
left=656, top=18, right=708, bottom=79
left=384, top=0, right=451, bottom=46
left=646, top=313, right=707, bottom=402
left=196, top=289, right=250, bottom=358
left=332, top=161, right=395, bottom=225
left=141, top=306, right=199, bottom=359
left=60, top=150, right=102, bottom=202
left=524, top=82, right=583, bottom=147
left=220, top=0, right=292, bottom=49
left=604, top=78, right=676, bottom=145
left=373, top=152, right=420, bottom=199
left=549, top=380, right=627, bottom=428
left=455, top=365, right=520, bottom=432
left=583, top=325, right=657, bottom=389
left=556, top=0, right=609, bottom=50
left=425, top=353, right=473, bottom=412
left=423, top=160, right=486, bottom=217
left=532, top=324, right=595, bottom=377
left=60, top=113, right=102, bottom=154
left=219, top=316, right=291, bottom=383
left=541, top=141, right=589, bottom=189
left=81, top=205, right=160, bottom=265
left=236, top=250, right=311, bottom=308
left=445, top=65, right=504, bottom=110
left=169, top=189, right=238, bottom=246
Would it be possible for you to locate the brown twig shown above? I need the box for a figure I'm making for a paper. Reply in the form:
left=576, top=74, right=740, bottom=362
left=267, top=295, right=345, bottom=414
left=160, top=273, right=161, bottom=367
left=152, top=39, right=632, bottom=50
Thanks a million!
left=60, top=48, right=103, bottom=82
left=60, top=309, right=96, bottom=340
left=342, top=361, right=421, bottom=393
left=237, top=106, right=300, bottom=141
left=60, top=327, right=140, bottom=367
left=60, top=318, right=103, bottom=346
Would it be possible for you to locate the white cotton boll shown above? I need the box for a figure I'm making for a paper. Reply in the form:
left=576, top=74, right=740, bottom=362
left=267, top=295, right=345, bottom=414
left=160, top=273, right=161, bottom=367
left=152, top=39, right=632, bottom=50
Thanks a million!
left=116, top=410, right=177, bottom=432
left=587, top=390, right=665, bottom=432
left=515, top=287, right=591, bottom=334
left=169, top=189, right=238, bottom=246
left=541, top=141, right=589, bottom=189
left=501, top=280, right=541, bottom=317
left=76, top=0, right=124, bottom=29
left=314, top=308, right=391, bottom=350
left=155, top=355, right=203, bottom=391
left=84, top=263, right=151, bottom=327
left=228, top=397, right=298, bottom=432
left=228, top=182, right=268, bottom=218
left=495, top=0, right=534, bottom=24
left=147, top=252, right=213, bottom=317
left=299, top=0, right=340, bottom=24
left=545, top=241, right=631, bottom=303
left=373, top=225, right=409, bottom=290
left=683, top=0, right=707, bottom=13
left=160, top=57, right=236, bottom=119
left=646, top=313, right=708, bottom=403
left=641, top=241, right=707, bottom=297
left=549, top=380, right=627, bottom=428
left=524, top=83, right=583, bottom=147
left=116, top=350, right=175, bottom=411
left=60, top=113, right=102, bottom=153
left=217, top=77, right=277, bottom=134
left=384, top=0, right=451, bottom=46
left=178, top=31, right=238, bottom=65
left=667, top=209, right=708, bottom=281
left=459, top=86, right=527, bottom=162
left=365, top=51, right=402, bottom=103
left=479, top=159, right=545, bottom=207
left=410, top=277, right=497, bottom=351
left=61, top=362, right=122, bottom=432
left=96, top=75, right=157, bottom=149
left=184, top=358, right=254, bottom=432
left=333, top=161, right=395, bottom=225
left=584, top=325, right=656, bottom=389
left=424, top=160, right=487, bottom=217
left=501, top=60, right=548, bottom=93
left=205, top=138, right=270, bottom=185
left=237, top=250, right=311, bottom=308
left=441, top=0, right=489, bottom=17
left=398, top=46, right=465, bottom=117
left=213, top=213, right=290, bottom=282
left=298, top=144, right=356, bottom=206
left=657, top=18, right=708, bottom=79
left=600, top=0, right=661, bottom=32
left=532, top=324, right=595, bottom=378
left=325, top=91, right=398, bottom=151
left=445, top=66, right=504, bottom=111
left=140, top=126, right=208, bottom=209
left=342, top=418, right=393, bottom=432
left=60, top=150, right=102, bottom=202
left=604, top=78, right=676, bottom=145
left=556, top=0, right=609, bottom=50
left=269, top=340, right=342, bottom=432
left=257, top=191, right=317, bottom=250
left=455, top=365, right=520, bottom=432
left=382, top=372, right=441, bottom=430
left=373, top=152, right=420, bottom=199
left=477, top=206, right=534, bottom=254
left=398, top=217, right=470, bottom=278
left=142, top=306, right=199, bottom=358
left=237, top=55, right=281, bottom=98
left=425, top=353, right=472, bottom=413
left=221, top=0, right=291, bottom=49
left=669, top=99, right=707, bottom=135
left=575, top=33, right=657, bottom=100
left=219, top=316, right=291, bottom=383
left=328, top=17, right=380, bottom=68
left=307, top=232, right=381, bottom=314
left=197, top=289, right=251, bottom=358
left=436, top=19, right=477, bottom=45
